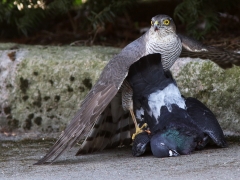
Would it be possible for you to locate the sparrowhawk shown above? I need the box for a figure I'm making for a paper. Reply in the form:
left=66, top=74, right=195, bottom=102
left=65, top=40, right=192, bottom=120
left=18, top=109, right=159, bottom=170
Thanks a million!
left=35, top=14, right=236, bottom=165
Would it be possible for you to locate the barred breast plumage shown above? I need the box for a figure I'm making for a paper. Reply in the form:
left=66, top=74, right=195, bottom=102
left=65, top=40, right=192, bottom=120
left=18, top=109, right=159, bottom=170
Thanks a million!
left=146, top=34, right=182, bottom=71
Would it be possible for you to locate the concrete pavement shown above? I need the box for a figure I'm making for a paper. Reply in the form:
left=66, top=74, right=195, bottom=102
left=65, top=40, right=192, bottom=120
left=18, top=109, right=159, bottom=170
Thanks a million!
left=1, top=139, right=240, bottom=180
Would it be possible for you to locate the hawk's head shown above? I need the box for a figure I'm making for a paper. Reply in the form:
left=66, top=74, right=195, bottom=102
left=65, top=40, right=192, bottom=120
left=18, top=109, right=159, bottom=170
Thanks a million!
left=151, top=15, right=176, bottom=34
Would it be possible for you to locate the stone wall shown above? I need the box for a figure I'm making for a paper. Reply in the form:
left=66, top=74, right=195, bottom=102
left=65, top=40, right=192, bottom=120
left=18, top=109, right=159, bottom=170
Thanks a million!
left=0, top=43, right=240, bottom=137
left=0, top=44, right=119, bottom=134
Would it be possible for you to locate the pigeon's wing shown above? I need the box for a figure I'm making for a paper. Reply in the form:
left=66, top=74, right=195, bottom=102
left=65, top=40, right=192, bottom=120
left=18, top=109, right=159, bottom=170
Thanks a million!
left=185, top=97, right=227, bottom=147
left=178, top=34, right=240, bottom=69
left=34, top=34, right=148, bottom=165
left=76, top=91, right=135, bottom=155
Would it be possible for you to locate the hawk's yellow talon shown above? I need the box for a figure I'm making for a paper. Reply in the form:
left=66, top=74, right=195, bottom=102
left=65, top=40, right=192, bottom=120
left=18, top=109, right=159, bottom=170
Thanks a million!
left=132, top=123, right=148, bottom=140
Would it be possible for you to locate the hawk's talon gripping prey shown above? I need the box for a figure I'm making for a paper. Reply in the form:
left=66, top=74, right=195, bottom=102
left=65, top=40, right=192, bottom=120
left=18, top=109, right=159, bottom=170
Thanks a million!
left=132, top=123, right=148, bottom=140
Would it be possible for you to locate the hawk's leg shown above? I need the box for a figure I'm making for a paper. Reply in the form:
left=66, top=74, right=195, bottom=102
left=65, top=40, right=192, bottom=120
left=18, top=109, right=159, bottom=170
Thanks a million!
left=121, top=80, right=149, bottom=140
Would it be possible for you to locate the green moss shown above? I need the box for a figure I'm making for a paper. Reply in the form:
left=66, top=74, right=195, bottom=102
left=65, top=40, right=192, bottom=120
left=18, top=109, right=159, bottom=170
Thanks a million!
left=23, top=114, right=34, bottom=130
left=32, top=91, right=42, bottom=108
left=19, top=77, right=29, bottom=94
left=54, top=95, right=61, bottom=102
left=6, top=84, right=13, bottom=88
left=48, top=80, right=54, bottom=86
left=34, top=117, right=42, bottom=126
left=22, top=95, right=29, bottom=101
left=79, top=86, right=85, bottom=92
left=67, top=85, right=74, bottom=92
left=33, top=71, right=38, bottom=76
left=69, top=76, right=75, bottom=82
left=3, top=106, right=11, bottom=114
left=82, top=78, right=92, bottom=89
left=7, top=118, right=19, bottom=129
left=28, top=113, right=34, bottom=120
left=43, top=96, right=50, bottom=101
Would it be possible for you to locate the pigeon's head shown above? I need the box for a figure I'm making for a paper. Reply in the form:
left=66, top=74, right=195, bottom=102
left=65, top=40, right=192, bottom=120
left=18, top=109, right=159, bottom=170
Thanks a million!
left=151, top=15, right=176, bottom=34
left=132, top=132, right=150, bottom=157
left=150, top=132, right=180, bottom=158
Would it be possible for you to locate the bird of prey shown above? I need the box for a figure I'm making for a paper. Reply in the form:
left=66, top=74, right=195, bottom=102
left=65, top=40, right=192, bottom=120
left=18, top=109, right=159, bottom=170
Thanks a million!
left=130, top=54, right=227, bottom=158
left=35, top=14, right=237, bottom=165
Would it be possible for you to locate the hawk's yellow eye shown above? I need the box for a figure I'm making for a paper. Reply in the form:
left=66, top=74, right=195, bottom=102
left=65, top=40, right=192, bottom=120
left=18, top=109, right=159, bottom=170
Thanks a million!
left=163, top=19, right=170, bottom=25
left=151, top=21, right=153, bottom=25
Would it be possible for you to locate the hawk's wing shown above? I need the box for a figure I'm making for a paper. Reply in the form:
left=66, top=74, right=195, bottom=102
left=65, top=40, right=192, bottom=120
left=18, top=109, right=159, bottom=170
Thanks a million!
left=76, top=91, right=135, bottom=155
left=35, top=84, right=118, bottom=165
left=34, top=34, right=147, bottom=165
left=178, top=34, right=240, bottom=69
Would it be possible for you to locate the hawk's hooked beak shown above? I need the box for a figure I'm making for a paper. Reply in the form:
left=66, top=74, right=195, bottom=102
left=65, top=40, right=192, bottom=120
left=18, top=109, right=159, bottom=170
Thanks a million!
left=154, top=21, right=160, bottom=31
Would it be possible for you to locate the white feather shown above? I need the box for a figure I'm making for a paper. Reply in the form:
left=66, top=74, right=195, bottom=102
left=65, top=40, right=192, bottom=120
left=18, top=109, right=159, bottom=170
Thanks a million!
left=148, top=83, right=186, bottom=122
left=136, top=107, right=144, bottom=122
